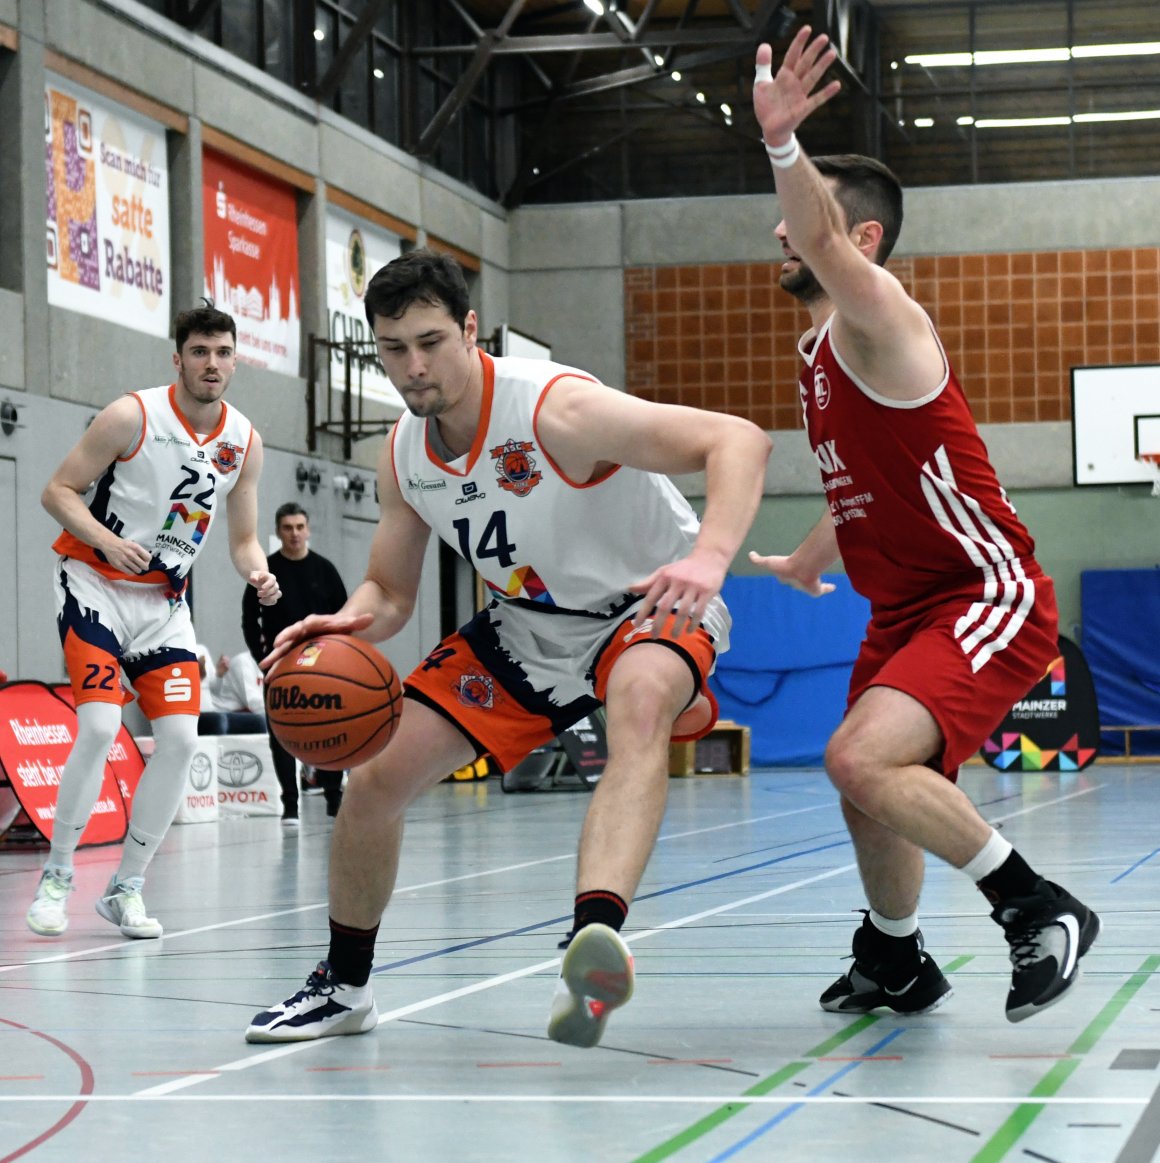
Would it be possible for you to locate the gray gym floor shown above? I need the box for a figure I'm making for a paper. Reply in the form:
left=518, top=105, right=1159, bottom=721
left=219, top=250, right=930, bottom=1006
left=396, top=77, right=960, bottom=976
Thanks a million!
left=2, top=764, right=1158, bottom=1163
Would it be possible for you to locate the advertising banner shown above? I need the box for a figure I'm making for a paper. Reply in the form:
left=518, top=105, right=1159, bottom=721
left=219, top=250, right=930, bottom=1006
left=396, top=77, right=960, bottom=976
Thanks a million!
left=324, top=206, right=403, bottom=410
left=980, top=637, right=1100, bottom=771
left=0, top=682, right=128, bottom=845
left=202, top=148, right=300, bottom=374
left=45, top=75, right=171, bottom=336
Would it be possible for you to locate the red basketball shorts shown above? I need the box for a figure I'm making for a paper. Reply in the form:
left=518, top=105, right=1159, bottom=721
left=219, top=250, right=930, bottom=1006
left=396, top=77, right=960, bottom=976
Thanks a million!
left=848, top=574, right=1060, bottom=778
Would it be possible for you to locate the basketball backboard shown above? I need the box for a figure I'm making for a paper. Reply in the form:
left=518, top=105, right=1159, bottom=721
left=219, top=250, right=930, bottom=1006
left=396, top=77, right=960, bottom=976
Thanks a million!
left=1072, top=364, right=1160, bottom=486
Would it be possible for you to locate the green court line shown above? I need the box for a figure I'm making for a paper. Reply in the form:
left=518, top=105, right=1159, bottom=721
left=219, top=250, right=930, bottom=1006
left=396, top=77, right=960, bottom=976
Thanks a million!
left=630, top=957, right=977, bottom=1163
left=630, top=1015, right=879, bottom=1163
left=970, top=954, right=1160, bottom=1163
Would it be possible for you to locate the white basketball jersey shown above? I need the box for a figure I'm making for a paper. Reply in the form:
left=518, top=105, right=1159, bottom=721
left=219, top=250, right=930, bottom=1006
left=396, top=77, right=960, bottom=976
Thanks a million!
left=391, top=351, right=727, bottom=642
left=53, top=384, right=254, bottom=592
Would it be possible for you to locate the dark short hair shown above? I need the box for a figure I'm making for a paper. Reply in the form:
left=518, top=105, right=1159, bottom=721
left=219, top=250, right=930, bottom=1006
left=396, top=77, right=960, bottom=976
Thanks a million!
left=275, top=502, right=308, bottom=527
left=174, top=299, right=237, bottom=350
left=364, top=248, right=470, bottom=330
left=812, top=154, right=904, bottom=264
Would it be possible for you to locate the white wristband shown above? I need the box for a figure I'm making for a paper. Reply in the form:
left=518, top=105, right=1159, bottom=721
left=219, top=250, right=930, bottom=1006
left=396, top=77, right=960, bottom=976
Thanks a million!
left=764, top=134, right=800, bottom=169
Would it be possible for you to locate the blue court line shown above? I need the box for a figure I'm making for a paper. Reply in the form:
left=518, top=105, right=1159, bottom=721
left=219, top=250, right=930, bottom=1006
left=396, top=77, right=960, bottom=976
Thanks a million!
left=1111, top=846, right=1160, bottom=883
left=371, top=838, right=852, bottom=975
left=705, top=1027, right=909, bottom=1162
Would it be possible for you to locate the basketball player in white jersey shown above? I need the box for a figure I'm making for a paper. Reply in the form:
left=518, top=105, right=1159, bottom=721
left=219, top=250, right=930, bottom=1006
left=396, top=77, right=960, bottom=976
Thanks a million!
left=246, top=249, right=771, bottom=1047
left=749, top=29, right=1098, bottom=1022
left=27, top=303, right=280, bottom=940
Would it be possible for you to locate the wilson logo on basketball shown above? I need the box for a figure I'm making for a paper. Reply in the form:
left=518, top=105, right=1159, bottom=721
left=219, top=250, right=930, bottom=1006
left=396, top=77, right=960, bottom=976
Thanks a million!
left=268, top=684, right=344, bottom=711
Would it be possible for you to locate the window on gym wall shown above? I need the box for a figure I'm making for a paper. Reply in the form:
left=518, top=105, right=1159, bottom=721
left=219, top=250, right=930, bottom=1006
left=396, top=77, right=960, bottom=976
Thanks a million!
left=137, top=0, right=509, bottom=200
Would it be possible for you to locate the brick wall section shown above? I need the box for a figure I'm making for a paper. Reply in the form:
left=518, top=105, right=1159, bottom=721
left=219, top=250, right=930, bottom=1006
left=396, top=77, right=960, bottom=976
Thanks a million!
left=625, top=247, right=1160, bottom=429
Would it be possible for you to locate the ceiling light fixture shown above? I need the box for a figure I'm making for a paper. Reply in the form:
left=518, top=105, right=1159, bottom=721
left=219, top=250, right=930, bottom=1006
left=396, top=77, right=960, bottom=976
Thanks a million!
left=906, top=41, right=1160, bottom=68
left=962, top=109, right=1160, bottom=128
left=582, top=0, right=604, bottom=14
left=913, top=117, right=934, bottom=127
left=313, top=28, right=325, bottom=42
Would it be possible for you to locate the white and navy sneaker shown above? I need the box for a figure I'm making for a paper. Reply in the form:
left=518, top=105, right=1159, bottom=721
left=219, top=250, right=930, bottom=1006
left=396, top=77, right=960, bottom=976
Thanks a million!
left=95, top=876, right=163, bottom=939
left=245, top=961, right=379, bottom=1043
left=547, top=923, right=634, bottom=1048
left=27, top=866, right=74, bottom=936
left=994, top=879, right=1100, bottom=1022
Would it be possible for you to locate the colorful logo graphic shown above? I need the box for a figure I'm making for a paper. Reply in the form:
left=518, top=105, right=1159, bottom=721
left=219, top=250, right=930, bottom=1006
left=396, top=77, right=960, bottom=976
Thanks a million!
left=211, top=440, right=244, bottom=474
left=161, top=504, right=210, bottom=543
left=981, top=732, right=1097, bottom=771
left=455, top=673, right=495, bottom=710
left=1047, top=654, right=1066, bottom=695
left=490, top=438, right=542, bottom=497
left=485, top=565, right=556, bottom=606
left=295, top=643, right=323, bottom=668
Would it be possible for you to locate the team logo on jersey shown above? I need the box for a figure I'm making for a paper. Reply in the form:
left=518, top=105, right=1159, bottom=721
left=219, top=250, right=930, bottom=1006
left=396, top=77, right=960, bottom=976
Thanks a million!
left=211, top=440, right=244, bottom=474
left=490, top=438, right=542, bottom=497
left=814, top=367, right=832, bottom=410
left=454, top=673, right=495, bottom=710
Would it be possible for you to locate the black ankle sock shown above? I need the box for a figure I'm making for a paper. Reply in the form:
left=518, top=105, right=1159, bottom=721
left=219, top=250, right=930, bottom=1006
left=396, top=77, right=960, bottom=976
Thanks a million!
left=327, top=917, right=379, bottom=987
left=859, top=915, right=920, bottom=959
left=573, top=890, right=628, bottom=935
left=977, top=850, right=1040, bottom=905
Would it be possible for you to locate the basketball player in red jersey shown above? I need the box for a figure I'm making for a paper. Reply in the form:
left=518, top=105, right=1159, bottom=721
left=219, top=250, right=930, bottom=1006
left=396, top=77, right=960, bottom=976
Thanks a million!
left=27, top=303, right=280, bottom=941
left=749, top=29, right=1098, bottom=1022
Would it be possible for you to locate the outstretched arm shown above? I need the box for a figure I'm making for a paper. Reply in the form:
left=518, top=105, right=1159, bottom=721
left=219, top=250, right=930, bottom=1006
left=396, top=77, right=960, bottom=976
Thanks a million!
left=536, top=377, right=772, bottom=635
left=753, top=31, right=944, bottom=396
left=261, top=435, right=431, bottom=668
left=749, top=510, right=840, bottom=597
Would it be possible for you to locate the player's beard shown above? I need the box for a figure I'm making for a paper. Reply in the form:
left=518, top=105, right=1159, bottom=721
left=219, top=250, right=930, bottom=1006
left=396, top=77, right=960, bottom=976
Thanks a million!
left=178, top=366, right=230, bottom=404
left=402, top=382, right=448, bottom=418
left=779, top=260, right=826, bottom=306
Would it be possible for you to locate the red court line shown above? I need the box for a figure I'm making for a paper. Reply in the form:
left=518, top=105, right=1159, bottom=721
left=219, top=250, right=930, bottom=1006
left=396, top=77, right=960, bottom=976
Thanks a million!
left=0, top=1016, right=94, bottom=1163
left=306, top=1065, right=393, bottom=1072
left=0, top=1077, right=44, bottom=1082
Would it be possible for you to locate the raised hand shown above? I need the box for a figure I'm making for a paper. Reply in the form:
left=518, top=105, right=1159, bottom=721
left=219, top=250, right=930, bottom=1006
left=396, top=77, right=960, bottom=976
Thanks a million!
left=753, top=27, right=842, bottom=146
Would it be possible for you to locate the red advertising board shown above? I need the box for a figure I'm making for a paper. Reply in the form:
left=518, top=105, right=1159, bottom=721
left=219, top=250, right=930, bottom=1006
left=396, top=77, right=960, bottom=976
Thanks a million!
left=0, top=682, right=128, bottom=845
left=201, top=148, right=300, bottom=374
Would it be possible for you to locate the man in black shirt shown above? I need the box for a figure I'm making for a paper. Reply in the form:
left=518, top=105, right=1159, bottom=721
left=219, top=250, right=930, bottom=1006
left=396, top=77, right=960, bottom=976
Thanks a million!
left=243, top=502, right=348, bottom=824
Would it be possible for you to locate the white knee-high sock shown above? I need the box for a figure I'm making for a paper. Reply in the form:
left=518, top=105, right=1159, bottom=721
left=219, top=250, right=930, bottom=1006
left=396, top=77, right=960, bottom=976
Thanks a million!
left=116, top=713, right=198, bottom=883
left=48, top=702, right=124, bottom=870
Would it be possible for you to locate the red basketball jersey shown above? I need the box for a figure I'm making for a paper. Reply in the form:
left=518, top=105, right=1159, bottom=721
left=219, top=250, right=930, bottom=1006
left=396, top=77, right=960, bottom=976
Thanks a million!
left=799, top=314, right=1042, bottom=616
